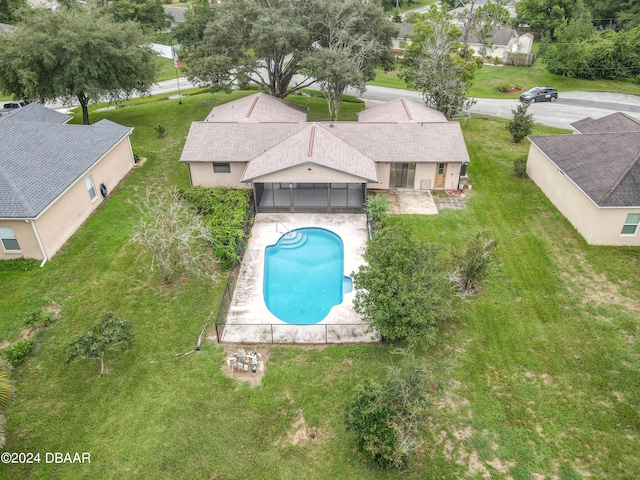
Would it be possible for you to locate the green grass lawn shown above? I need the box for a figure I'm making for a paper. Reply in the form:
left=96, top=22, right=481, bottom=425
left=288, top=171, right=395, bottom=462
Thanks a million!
left=155, top=56, right=182, bottom=83
left=1, top=90, right=639, bottom=479
left=369, top=57, right=640, bottom=98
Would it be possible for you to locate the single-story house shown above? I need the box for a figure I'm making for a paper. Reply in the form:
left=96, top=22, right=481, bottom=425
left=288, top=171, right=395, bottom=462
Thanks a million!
left=180, top=93, right=470, bottom=213
left=462, top=28, right=533, bottom=60
left=391, top=23, right=415, bottom=56
left=0, top=103, right=135, bottom=262
left=526, top=112, right=640, bottom=246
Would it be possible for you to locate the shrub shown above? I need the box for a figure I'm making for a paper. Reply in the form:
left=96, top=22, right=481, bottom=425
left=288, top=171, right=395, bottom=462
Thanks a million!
left=345, top=364, right=432, bottom=469
left=497, top=82, right=521, bottom=93
left=180, top=186, right=252, bottom=269
left=514, top=155, right=528, bottom=178
left=154, top=123, right=166, bottom=138
left=364, top=195, right=389, bottom=233
left=506, top=102, right=534, bottom=143
left=3, top=340, right=35, bottom=368
left=0, top=257, right=40, bottom=272
left=450, top=231, right=498, bottom=294
left=132, top=147, right=141, bottom=164
left=25, top=310, right=53, bottom=328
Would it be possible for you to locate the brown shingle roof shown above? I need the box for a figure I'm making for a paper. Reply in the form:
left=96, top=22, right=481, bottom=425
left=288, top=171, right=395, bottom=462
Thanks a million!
left=530, top=132, right=640, bottom=207
left=204, top=93, right=308, bottom=123
left=570, top=112, right=640, bottom=134
left=241, top=124, right=378, bottom=182
left=357, top=98, right=448, bottom=124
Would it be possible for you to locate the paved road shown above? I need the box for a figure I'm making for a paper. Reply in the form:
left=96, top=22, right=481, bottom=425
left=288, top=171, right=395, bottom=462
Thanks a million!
left=50, top=76, right=640, bottom=130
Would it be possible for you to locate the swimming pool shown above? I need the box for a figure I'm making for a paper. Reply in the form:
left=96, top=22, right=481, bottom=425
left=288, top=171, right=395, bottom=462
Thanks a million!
left=264, top=227, right=353, bottom=325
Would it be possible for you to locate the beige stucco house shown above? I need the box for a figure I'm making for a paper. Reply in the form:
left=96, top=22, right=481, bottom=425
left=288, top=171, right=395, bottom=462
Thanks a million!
left=463, top=28, right=533, bottom=61
left=180, top=93, right=470, bottom=213
left=526, top=112, right=640, bottom=246
left=0, top=103, right=135, bottom=262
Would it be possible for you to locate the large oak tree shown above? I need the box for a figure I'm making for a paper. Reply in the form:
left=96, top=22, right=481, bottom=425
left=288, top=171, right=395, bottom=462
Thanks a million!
left=0, top=7, right=158, bottom=124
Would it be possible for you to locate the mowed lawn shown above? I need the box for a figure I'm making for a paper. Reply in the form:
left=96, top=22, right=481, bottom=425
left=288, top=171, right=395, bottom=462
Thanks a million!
left=1, top=90, right=639, bottom=479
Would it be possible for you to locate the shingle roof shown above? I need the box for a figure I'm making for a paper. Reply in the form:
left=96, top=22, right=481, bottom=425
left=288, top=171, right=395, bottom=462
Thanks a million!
left=465, top=28, right=517, bottom=47
left=357, top=98, right=447, bottom=123
left=0, top=103, right=71, bottom=124
left=181, top=95, right=470, bottom=183
left=395, top=23, right=414, bottom=39
left=241, top=124, right=378, bottom=182
left=570, top=112, right=640, bottom=134
left=204, top=93, right=308, bottom=123
left=0, top=121, right=132, bottom=218
left=530, top=132, right=640, bottom=207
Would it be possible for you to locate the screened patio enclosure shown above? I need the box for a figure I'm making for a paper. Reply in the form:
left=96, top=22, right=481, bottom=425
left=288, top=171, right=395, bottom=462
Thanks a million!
left=254, top=182, right=367, bottom=213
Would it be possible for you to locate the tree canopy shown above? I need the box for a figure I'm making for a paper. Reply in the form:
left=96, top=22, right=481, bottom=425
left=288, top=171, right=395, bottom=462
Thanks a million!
left=106, top=0, right=171, bottom=33
left=515, top=0, right=589, bottom=39
left=352, top=224, right=454, bottom=347
left=0, top=7, right=158, bottom=124
left=185, top=0, right=395, bottom=99
left=401, top=17, right=477, bottom=119
left=0, top=0, right=26, bottom=24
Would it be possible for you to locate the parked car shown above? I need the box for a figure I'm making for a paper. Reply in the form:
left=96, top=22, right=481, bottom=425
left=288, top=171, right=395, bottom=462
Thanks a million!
left=520, top=87, right=558, bottom=103
left=0, top=100, right=28, bottom=116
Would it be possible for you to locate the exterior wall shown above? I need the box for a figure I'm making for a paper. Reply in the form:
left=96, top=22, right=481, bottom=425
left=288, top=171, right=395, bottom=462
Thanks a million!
left=517, top=35, right=533, bottom=54
left=255, top=164, right=366, bottom=183
left=370, top=162, right=462, bottom=191
left=527, top=145, right=640, bottom=246
left=469, top=44, right=507, bottom=59
left=0, top=220, right=40, bottom=260
left=31, top=138, right=134, bottom=259
left=188, top=162, right=250, bottom=189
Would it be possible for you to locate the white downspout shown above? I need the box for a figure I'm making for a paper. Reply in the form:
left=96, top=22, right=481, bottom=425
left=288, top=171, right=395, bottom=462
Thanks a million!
left=27, top=219, right=48, bottom=267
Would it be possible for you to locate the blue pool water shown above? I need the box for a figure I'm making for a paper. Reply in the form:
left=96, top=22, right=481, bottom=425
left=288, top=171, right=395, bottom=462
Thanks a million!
left=264, top=227, right=353, bottom=325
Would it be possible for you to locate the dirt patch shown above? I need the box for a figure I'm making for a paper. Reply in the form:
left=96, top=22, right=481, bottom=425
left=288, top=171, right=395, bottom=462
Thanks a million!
left=280, top=410, right=322, bottom=446
left=43, top=303, right=62, bottom=319
left=219, top=343, right=269, bottom=388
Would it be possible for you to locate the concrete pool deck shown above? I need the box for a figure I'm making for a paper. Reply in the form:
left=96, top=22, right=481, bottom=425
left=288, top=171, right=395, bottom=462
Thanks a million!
left=221, top=213, right=378, bottom=344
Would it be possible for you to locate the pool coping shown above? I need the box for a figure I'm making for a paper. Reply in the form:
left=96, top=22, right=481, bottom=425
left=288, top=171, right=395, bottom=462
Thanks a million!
left=221, top=213, right=378, bottom=344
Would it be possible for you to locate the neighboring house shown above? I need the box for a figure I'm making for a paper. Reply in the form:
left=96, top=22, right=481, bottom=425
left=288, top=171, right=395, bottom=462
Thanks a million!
left=526, top=112, right=640, bottom=246
left=0, top=103, right=135, bottom=262
left=180, top=93, right=470, bottom=213
left=391, top=23, right=414, bottom=56
left=462, top=28, right=533, bottom=60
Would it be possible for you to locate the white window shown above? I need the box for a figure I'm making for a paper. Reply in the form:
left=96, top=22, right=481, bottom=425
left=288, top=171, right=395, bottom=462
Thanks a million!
left=213, top=163, right=231, bottom=173
left=621, top=213, right=640, bottom=235
left=0, top=226, right=20, bottom=251
left=86, top=176, right=96, bottom=200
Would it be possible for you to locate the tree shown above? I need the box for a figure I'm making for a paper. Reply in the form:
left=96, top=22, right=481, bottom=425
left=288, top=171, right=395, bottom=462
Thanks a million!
left=454, top=0, right=510, bottom=55
left=300, top=0, right=395, bottom=120
left=515, top=0, right=588, bottom=39
left=0, top=7, right=158, bottom=125
left=506, top=102, right=534, bottom=143
left=344, top=363, right=431, bottom=469
left=0, top=0, right=25, bottom=24
left=541, top=18, right=595, bottom=77
left=352, top=224, right=453, bottom=346
left=401, top=18, right=477, bottom=119
left=66, top=312, right=134, bottom=377
left=107, top=0, right=172, bottom=33
left=186, top=0, right=395, bottom=99
left=172, top=0, right=215, bottom=47
left=130, top=188, right=218, bottom=283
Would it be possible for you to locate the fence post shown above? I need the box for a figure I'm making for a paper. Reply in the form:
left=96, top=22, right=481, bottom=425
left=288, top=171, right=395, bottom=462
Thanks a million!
left=216, top=323, right=220, bottom=343
left=271, top=324, right=274, bottom=344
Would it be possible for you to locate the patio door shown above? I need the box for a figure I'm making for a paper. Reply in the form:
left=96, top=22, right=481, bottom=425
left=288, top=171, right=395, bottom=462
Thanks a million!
left=390, top=163, right=415, bottom=188
left=435, top=163, right=447, bottom=189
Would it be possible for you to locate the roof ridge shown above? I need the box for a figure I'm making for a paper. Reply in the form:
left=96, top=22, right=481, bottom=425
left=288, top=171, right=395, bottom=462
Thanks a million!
left=600, top=147, right=640, bottom=205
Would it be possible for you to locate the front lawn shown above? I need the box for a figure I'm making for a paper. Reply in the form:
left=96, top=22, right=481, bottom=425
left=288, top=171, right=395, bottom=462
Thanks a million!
left=1, top=90, right=639, bottom=479
left=369, top=57, right=640, bottom=97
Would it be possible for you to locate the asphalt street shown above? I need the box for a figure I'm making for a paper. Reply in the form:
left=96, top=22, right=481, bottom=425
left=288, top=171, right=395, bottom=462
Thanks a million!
left=152, top=77, right=640, bottom=130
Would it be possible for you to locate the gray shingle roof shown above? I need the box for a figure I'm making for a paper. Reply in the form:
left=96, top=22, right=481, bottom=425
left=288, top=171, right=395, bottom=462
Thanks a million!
left=204, top=93, right=308, bottom=123
left=530, top=132, right=640, bottom=207
left=464, top=28, right=517, bottom=47
left=0, top=103, right=71, bottom=124
left=357, top=98, right=448, bottom=123
left=0, top=121, right=132, bottom=218
left=570, top=112, right=640, bottom=134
